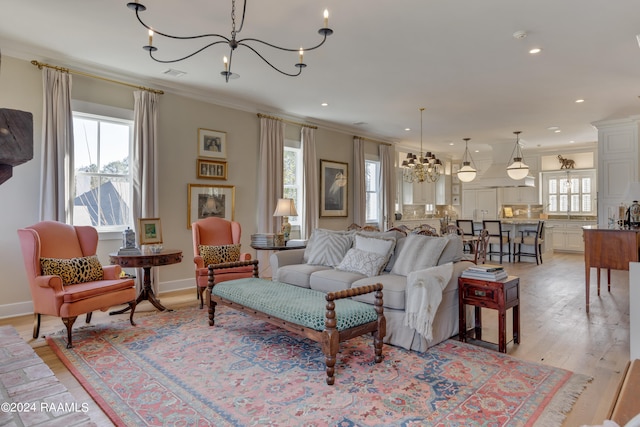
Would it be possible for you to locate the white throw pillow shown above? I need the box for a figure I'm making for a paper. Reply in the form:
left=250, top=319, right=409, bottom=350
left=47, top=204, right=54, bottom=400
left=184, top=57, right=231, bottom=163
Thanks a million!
left=354, top=233, right=395, bottom=256
left=437, top=234, right=464, bottom=265
left=336, top=248, right=388, bottom=277
left=390, top=234, right=448, bottom=276
left=304, top=228, right=353, bottom=263
left=305, top=229, right=353, bottom=267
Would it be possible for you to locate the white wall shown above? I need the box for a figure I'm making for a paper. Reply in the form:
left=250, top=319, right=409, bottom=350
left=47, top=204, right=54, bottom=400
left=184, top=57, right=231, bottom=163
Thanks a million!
left=0, top=55, right=357, bottom=317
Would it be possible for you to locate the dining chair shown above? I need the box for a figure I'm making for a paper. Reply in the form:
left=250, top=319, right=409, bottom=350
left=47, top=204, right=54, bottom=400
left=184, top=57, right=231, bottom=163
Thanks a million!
left=483, top=220, right=511, bottom=263
left=513, top=221, right=545, bottom=264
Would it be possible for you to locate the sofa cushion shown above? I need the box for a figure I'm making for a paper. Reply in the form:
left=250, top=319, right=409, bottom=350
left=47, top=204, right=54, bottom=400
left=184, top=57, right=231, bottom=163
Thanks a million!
left=437, top=234, right=464, bottom=265
left=385, top=236, right=406, bottom=272
left=337, top=248, right=389, bottom=277
left=303, top=228, right=354, bottom=263
left=274, top=264, right=332, bottom=289
left=40, top=255, right=104, bottom=286
left=391, top=234, right=448, bottom=276
left=309, top=269, right=365, bottom=293
left=352, top=274, right=408, bottom=310
left=305, top=229, right=353, bottom=267
left=198, top=244, right=241, bottom=265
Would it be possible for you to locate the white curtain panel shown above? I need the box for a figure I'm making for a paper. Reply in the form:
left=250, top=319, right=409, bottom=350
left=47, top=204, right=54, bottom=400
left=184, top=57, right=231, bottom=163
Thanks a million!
left=379, top=144, right=395, bottom=231
left=353, top=137, right=366, bottom=226
left=39, top=68, right=73, bottom=221
left=257, top=117, right=284, bottom=274
left=132, top=90, right=160, bottom=293
left=301, top=126, right=318, bottom=239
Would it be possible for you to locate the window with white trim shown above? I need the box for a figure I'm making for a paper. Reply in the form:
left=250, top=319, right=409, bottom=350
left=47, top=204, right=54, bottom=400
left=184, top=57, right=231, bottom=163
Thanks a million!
left=365, top=159, right=380, bottom=224
left=542, top=169, right=596, bottom=216
left=284, top=141, right=303, bottom=233
left=71, top=111, right=134, bottom=231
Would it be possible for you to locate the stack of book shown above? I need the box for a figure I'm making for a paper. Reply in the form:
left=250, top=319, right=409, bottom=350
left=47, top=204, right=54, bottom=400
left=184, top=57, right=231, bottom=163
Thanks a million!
left=461, top=264, right=508, bottom=281
left=251, top=233, right=275, bottom=247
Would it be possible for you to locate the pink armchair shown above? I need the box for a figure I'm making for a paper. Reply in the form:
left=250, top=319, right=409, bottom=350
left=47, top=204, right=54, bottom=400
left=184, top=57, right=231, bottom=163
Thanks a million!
left=17, top=221, right=136, bottom=348
left=192, top=217, right=258, bottom=308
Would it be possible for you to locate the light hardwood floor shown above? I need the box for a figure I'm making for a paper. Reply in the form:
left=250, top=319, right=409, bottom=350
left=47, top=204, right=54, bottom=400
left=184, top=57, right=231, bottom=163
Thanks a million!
left=0, top=251, right=630, bottom=426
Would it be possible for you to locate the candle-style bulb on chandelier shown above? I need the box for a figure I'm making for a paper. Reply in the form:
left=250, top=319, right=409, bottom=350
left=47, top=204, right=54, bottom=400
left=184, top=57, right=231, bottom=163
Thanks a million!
left=457, top=138, right=477, bottom=182
left=126, top=0, right=333, bottom=83
left=506, top=131, right=530, bottom=180
left=401, top=108, right=443, bottom=183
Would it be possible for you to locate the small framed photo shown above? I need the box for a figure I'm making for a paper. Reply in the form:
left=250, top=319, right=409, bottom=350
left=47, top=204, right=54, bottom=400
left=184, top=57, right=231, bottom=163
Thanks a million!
left=320, top=159, right=348, bottom=217
left=452, top=184, right=460, bottom=195
left=197, top=159, right=227, bottom=180
left=138, top=218, right=163, bottom=245
left=188, top=184, right=235, bottom=228
left=452, top=164, right=460, bottom=184
left=198, top=128, right=226, bottom=159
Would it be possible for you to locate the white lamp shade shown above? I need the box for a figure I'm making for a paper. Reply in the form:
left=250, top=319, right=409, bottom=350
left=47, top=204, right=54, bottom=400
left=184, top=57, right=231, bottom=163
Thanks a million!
left=273, top=198, right=298, bottom=217
left=457, top=164, right=477, bottom=182
left=506, top=160, right=529, bottom=180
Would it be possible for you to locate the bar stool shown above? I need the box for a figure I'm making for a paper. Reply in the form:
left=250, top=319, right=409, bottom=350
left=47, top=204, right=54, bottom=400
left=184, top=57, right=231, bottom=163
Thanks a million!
left=513, top=221, right=545, bottom=264
left=483, top=220, right=511, bottom=263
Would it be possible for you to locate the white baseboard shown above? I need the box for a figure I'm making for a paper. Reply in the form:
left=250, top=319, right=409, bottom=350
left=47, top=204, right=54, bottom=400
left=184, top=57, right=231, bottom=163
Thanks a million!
left=0, top=278, right=194, bottom=320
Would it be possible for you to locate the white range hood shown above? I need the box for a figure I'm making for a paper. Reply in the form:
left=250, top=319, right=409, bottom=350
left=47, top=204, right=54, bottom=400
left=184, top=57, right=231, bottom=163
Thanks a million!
left=465, top=163, right=535, bottom=188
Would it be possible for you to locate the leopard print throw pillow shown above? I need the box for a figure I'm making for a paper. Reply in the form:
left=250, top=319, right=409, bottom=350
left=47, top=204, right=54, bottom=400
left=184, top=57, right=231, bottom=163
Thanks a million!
left=198, top=244, right=241, bottom=266
left=40, top=255, right=104, bottom=286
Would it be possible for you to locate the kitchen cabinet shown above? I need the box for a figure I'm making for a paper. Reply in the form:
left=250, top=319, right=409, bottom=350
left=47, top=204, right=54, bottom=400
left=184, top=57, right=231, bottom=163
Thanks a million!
left=403, top=180, right=435, bottom=204
left=548, top=220, right=595, bottom=253
left=502, top=187, right=539, bottom=204
left=436, top=175, right=451, bottom=205
left=462, top=188, right=498, bottom=220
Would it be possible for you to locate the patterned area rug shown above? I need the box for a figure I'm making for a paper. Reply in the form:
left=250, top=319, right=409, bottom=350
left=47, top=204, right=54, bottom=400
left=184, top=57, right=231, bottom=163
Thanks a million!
left=48, top=306, right=590, bottom=426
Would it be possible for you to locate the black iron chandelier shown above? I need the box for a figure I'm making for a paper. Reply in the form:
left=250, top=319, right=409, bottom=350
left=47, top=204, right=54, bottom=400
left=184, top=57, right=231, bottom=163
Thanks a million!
left=126, top=0, right=333, bottom=82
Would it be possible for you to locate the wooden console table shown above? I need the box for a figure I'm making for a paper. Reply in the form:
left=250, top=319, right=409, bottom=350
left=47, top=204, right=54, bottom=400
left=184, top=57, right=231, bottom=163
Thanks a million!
left=583, top=226, right=640, bottom=313
left=109, top=249, right=183, bottom=313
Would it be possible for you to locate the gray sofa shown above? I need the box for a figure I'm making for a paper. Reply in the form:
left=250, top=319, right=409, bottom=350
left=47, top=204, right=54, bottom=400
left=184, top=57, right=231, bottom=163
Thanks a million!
left=270, top=228, right=474, bottom=352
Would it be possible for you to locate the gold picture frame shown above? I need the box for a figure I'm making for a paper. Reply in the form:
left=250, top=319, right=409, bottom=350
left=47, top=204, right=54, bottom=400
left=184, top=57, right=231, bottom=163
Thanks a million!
left=138, top=218, right=163, bottom=245
left=197, top=158, right=227, bottom=180
left=197, top=128, right=226, bottom=159
left=187, top=184, right=235, bottom=228
left=320, top=159, right=348, bottom=217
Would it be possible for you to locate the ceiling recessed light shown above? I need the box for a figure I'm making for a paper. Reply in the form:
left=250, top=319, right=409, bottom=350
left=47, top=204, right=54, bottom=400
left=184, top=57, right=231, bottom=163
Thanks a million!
left=554, top=129, right=561, bottom=133
left=547, top=126, right=559, bottom=131
left=569, top=140, right=575, bottom=144
left=321, top=102, right=328, bottom=107
left=529, top=48, right=542, bottom=54
left=405, top=127, right=411, bottom=131
left=575, top=99, right=585, bottom=103
left=449, top=142, right=454, bottom=146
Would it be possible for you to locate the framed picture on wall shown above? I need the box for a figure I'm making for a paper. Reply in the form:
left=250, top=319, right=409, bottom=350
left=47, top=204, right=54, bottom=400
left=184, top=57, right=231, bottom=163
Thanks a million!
left=197, top=128, right=227, bottom=159
left=320, top=159, right=348, bottom=217
left=452, top=163, right=460, bottom=184
left=197, top=158, right=227, bottom=180
left=187, top=184, right=235, bottom=228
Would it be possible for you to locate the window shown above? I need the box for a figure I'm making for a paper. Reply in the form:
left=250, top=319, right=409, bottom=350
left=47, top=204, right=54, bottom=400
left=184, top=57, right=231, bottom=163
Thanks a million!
left=365, top=159, right=380, bottom=224
left=542, top=169, right=596, bottom=216
left=284, top=141, right=303, bottom=232
left=71, top=111, right=134, bottom=231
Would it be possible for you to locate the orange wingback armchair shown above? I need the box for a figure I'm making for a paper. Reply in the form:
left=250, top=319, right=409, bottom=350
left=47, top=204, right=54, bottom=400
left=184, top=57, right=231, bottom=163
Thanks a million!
left=17, top=221, right=137, bottom=348
left=192, top=217, right=259, bottom=308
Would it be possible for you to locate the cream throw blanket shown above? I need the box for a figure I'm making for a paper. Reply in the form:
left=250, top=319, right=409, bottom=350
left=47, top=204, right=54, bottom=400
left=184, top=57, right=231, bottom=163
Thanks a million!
left=403, top=262, right=454, bottom=341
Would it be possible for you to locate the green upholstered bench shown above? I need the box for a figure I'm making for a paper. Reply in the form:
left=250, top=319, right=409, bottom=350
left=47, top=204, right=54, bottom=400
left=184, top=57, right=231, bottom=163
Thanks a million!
left=205, top=273, right=385, bottom=385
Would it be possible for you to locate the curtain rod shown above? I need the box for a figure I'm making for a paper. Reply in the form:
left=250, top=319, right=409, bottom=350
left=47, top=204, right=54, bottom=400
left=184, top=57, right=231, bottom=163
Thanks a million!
left=31, top=60, right=164, bottom=95
left=257, top=113, right=318, bottom=129
left=354, top=135, right=393, bottom=146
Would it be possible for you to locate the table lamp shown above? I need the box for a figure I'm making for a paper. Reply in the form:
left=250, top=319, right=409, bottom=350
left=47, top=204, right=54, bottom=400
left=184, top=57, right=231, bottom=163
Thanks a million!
left=273, top=198, right=298, bottom=243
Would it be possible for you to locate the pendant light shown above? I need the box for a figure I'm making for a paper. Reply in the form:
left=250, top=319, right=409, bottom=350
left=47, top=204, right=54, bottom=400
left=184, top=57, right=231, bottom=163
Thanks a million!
left=457, top=138, right=477, bottom=182
left=506, top=131, right=529, bottom=180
